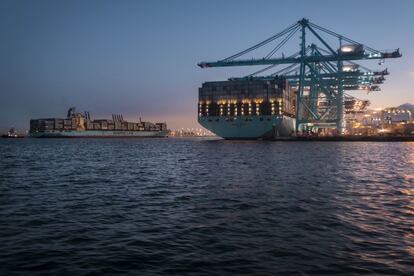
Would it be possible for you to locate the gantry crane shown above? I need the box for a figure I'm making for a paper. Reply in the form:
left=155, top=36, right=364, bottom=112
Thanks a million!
left=198, top=18, right=401, bottom=134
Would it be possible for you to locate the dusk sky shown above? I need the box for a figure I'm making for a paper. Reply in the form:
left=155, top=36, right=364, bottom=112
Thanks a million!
left=1, top=0, right=413, bottom=131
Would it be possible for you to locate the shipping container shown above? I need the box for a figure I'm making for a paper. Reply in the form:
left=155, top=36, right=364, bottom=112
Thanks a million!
left=198, top=77, right=295, bottom=118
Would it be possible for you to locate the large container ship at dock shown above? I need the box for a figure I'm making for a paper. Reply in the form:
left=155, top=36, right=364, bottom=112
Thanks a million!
left=198, top=77, right=296, bottom=139
left=30, top=108, right=168, bottom=138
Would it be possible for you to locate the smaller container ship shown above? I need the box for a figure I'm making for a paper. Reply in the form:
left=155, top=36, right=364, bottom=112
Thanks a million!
left=30, top=107, right=167, bottom=138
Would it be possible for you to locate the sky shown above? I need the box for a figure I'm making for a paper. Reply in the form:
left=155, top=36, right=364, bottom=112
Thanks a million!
left=0, top=0, right=413, bottom=131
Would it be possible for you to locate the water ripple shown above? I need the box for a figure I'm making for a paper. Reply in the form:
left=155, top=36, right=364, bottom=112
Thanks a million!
left=1, top=138, right=414, bottom=275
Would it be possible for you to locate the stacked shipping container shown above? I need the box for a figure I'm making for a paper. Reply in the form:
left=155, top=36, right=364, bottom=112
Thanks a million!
left=30, top=118, right=167, bottom=132
left=198, top=77, right=295, bottom=118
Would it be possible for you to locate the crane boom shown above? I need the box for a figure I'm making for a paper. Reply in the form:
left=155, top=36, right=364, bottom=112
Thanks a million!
left=199, top=50, right=400, bottom=68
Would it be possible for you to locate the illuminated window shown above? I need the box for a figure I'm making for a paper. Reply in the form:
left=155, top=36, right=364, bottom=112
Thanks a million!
left=278, top=99, right=282, bottom=115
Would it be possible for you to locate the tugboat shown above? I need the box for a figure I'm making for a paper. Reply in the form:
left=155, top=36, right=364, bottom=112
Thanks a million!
left=1, top=128, right=24, bottom=138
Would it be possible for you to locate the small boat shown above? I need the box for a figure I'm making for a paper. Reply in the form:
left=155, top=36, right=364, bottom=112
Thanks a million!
left=1, top=128, right=25, bottom=138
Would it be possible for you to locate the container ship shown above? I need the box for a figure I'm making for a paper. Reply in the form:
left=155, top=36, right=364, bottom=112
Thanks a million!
left=198, top=77, right=296, bottom=139
left=30, top=107, right=167, bottom=138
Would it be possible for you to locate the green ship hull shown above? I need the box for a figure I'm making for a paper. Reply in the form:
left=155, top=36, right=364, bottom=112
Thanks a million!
left=199, top=115, right=295, bottom=139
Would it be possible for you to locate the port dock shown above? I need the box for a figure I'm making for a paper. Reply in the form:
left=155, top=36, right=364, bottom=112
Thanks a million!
left=273, top=136, right=414, bottom=142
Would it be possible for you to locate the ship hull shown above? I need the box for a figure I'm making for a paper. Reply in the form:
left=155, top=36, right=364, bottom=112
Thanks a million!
left=29, top=130, right=168, bottom=138
left=198, top=116, right=295, bottom=139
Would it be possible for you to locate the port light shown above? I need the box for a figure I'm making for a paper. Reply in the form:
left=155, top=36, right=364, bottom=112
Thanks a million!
left=378, top=128, right=390, bottom=133
left=341, top=46, right=354, bottom=53
left=342, top=64, right=357, bottom=72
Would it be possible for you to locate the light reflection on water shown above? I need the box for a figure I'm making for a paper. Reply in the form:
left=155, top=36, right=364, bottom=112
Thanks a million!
left=0, top=138, right=413, bottom=274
